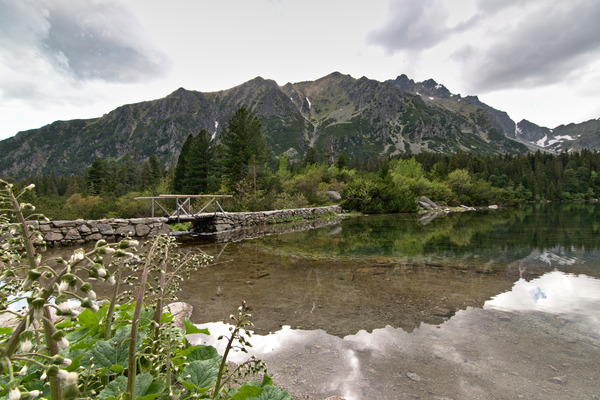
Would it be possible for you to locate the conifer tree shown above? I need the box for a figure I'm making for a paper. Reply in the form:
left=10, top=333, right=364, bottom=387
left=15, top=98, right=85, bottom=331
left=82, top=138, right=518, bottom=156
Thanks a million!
left=173, top=134, right=194, bottom=193
left=183, top=129, right=219, bottom=194
left=141, top=155, right=163, bottom=190
left=220, top=107, right=270, bottom=192
left=86, top=157, right=109, bottom=194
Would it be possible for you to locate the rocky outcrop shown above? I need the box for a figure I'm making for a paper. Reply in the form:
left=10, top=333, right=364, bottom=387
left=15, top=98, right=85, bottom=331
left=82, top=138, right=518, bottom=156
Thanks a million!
left=29, top=217, right=169, bottom=246
left=417, top=196, right=441, bottom=211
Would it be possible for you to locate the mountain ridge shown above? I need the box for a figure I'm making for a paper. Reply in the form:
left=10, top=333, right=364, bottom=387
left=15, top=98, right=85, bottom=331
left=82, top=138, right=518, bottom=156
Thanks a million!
left=1, top=72, right=598, bottom=178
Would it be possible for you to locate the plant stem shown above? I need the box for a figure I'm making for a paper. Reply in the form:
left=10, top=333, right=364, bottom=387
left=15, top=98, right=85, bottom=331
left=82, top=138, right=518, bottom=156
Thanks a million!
left=152, top=243, right=168, bottom=347
left=8, top=188, right=38, bottom=271
left=212, top=317, right=243, bottom=400
left=104, top=267, right=122, bottom=340
left=42, top=306, right=63, bottom=400
left=125, top=241, right=156, bottom=400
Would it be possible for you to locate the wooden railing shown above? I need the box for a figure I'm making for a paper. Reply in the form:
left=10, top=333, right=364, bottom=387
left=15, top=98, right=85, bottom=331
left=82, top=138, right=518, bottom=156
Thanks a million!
left=134, top=194, right=233, bottom=221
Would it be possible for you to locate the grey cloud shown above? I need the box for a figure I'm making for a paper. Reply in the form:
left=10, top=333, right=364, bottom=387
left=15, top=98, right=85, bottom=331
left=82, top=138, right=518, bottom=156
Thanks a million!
left=367, top=0, right=451, bottom=52
left=0, top=0, right=169, bottom=86
left=42, top=0, right=169, bottom=82
left=459, top=0, right=600, bottom=92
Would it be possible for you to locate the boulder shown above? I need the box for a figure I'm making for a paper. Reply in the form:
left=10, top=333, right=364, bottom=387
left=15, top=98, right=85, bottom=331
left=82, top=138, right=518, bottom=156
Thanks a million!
left=418, top=196, right=441, bottom=210
left=324, top=191, right=342, bottom=202
left=164, top=302, right=193, bottom=328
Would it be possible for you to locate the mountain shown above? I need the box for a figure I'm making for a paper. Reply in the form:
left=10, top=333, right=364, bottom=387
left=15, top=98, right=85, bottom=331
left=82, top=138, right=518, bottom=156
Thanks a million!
left=0, top=72, right=595, bottom=178
left=515, top=118, right=600, bottom=152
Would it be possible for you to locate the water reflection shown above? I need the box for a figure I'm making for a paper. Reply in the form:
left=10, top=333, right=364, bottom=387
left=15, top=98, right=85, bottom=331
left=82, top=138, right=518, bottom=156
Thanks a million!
left=190, top=270, right=600, bottom=400
left=486, top=271, right=600, bottom=313
left=40, top=204, right=600, bottom=398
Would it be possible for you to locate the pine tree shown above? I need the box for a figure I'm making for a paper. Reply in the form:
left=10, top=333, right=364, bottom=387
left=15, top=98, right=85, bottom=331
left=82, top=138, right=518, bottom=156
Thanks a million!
left=140, top=155, right=163, bottom=190
left=183, top=129, right=219, bottom=194
left=220, top=107, right=270, bottom=192
left=86, top=157, right=109, bottom=194
left=173, top=134, right=194, bottom=193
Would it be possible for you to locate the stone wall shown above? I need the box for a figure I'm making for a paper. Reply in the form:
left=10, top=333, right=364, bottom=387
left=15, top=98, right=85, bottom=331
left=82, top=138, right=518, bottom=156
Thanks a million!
left=192, top=205, right=343, bottom=233
left=23, top=206, right=343, bottom=246
left=29, top=217, right=169, bottom=246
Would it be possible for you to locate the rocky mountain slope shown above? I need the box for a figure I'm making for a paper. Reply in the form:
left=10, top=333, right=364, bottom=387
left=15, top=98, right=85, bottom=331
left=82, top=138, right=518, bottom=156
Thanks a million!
left=515, top=118, right=600, bottom=152
left=0, top=72, right=596, bottom=178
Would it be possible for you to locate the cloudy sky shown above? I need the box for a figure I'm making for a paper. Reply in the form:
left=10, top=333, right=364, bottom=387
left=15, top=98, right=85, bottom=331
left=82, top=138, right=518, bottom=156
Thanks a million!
left=0, top=0, right=599, bottom=140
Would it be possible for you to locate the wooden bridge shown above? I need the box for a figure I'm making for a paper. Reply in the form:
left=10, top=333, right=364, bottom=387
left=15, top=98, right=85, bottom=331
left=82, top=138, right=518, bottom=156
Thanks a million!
left=134, top=194, right=233, bottom=222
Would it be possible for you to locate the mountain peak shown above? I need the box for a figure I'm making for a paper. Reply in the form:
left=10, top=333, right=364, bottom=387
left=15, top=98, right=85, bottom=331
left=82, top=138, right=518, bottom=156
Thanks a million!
left=3, top=72, right=595, bottom=178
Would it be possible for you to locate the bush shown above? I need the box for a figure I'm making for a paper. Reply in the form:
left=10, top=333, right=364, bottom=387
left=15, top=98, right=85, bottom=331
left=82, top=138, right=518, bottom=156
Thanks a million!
left=342, top=177, right=417, bottom=213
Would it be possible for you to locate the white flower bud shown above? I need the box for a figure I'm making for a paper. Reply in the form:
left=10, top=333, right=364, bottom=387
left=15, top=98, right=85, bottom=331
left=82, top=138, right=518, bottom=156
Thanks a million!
left=107, top=275, right=116, bottom=285
left=57, top=369, right=69, bottom=379
left=69, top=251, right=85, bottom=264
left=57, top=302, right=72, bottom=314
left=28, top=390, right=41, bottom=398
left=58, top=337, right=69, bottom=349
left=65, top=371, right=78, bottom=385
left=97, top=268, right=107, bottom=277
left=61, top=358, right=72, bottom=367
left=87, top=290, right=97, bottom=300
left=58, top=281, right=69, bottom=294
left=20, top=339, right=33, bottom=353
left=9, top=388, right=21, bottom=400
left=19, top=365, right=28, bottom=375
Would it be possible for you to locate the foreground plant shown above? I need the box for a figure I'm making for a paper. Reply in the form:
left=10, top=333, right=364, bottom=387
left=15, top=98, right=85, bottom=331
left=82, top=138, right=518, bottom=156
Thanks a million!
left=0, top=180, right=291, bottom=399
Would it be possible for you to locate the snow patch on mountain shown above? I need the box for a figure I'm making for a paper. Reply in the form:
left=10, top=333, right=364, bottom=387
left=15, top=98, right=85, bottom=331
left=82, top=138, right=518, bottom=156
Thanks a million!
left=546, top=135, right=575, bottom=146
left=212, top=121, right=218, bottom=140
left=536, top=135, right=548, bottom=147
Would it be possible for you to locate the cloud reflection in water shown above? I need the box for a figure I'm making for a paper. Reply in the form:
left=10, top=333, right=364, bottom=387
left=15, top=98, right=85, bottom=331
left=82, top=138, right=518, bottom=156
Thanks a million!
left=189, top=271, right=600, bottom=399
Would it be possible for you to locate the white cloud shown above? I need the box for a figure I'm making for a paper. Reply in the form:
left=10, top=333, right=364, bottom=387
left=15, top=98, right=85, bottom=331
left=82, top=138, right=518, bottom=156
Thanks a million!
left=0, top=0, right=598, bottom=139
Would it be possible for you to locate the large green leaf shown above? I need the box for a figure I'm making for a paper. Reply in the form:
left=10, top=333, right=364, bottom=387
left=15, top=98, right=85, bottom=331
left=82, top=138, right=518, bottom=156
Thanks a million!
left=247, top=386, right=292, bottom=400
left=98, top=373, right=164, bottom=400
left=0, top=327, right=13, bottom=335
left=179, top=360, right=218, bottom=393
left=133, top=373, right=165, bottom=399
left=78, top=308, right=100, bottom=328
left=184, top=345, right=220, bottom=362
left=90, top=339, right=129, bottom=372
left=98, top=376, right=127, bottom=400
left=231, top=385, right=262, bottom=400
left=184, top=318, right=210, bottom=335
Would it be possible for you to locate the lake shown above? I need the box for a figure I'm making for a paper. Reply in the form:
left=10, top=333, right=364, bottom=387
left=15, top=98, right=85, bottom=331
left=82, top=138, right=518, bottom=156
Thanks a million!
left=177, top=203, right=600, bottom=400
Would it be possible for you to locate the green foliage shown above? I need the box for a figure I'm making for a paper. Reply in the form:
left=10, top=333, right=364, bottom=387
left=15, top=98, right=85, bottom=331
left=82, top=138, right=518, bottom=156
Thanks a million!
left=140, top=155, right=163, bottom=191
left=221, top=107, right=271, bottom=193
left=174, top=134, right=195, bottom=193
left=0, top=181, right=290, bottom=400
left=15, top=148, right=600, bottom=218
left=342, top=175, right=417, bottom=213
left=174, top=130, right=221, bottom=194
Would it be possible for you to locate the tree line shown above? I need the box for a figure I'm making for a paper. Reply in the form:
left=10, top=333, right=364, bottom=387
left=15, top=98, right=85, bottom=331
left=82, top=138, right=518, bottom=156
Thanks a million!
left=8, top=106, right=600, bottom=219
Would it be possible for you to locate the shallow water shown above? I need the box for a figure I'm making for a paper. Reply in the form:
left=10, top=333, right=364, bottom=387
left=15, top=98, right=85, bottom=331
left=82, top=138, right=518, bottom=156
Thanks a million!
left=179, top=204, right=600, bottom=399
left=43, top=203, right=600, bottom=399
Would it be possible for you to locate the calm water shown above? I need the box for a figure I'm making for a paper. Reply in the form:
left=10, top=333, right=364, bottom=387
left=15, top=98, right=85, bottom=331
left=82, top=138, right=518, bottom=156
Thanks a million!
left=179, top=203, right=600, bottom=399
